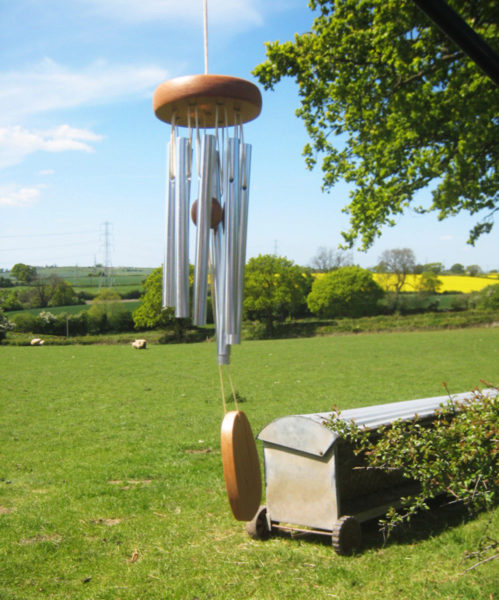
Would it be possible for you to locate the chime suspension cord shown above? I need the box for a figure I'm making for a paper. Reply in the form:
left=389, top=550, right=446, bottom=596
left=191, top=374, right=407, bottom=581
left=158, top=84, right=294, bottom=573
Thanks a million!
left=218, top=364, right=227, bottom=414
left=227, top=366, right=239, bottom=410
left=203, top=0, right=209, bottom=75
left=217, top=365, right=239, bottom=414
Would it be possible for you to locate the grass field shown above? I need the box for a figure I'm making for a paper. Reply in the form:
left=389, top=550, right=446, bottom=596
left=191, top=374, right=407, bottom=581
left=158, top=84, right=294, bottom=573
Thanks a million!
left=5, top=300, right=142, bottom=319
left=0, top=329, right=498, bottom=599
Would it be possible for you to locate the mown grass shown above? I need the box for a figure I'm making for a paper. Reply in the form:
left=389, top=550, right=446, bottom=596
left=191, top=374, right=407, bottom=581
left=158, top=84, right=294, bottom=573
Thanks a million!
left=0, top=329, right=498, bottom=599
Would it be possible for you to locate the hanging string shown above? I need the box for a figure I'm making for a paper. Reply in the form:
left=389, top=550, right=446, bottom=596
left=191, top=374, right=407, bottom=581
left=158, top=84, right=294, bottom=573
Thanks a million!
left=218, top=364, right=227, bottom=414
left=203, top=0, right=209, bottom=75
left=227, top=365, right=239, bottom=411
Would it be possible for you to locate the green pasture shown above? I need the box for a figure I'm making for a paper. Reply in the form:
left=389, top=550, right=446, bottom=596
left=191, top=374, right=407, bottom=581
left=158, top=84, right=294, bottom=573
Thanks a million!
left=6, top=301, right=142, bottom=318
left=32, top=267, right=152, bottom=289
left=0, top=329, right=498, bottom=599
left=74, top=284, right=143, bottom=297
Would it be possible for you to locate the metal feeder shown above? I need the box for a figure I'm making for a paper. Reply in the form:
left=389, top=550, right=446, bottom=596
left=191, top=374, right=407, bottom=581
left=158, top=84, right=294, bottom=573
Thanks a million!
left=247, top=390, right=495, bottom=554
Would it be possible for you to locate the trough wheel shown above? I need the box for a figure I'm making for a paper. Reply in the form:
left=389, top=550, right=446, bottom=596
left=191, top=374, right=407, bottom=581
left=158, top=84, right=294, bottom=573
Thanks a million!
left=331, top=516, right=361, bottom=555
left=246, top=506, right=271, bottom=541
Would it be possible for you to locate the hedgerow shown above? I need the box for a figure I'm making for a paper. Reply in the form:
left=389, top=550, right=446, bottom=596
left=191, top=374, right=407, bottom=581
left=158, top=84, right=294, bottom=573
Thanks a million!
left=327, top=386, right=498, bottom=539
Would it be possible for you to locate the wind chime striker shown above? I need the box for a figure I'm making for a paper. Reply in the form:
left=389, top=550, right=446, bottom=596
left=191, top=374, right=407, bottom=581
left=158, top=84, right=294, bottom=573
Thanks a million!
left=153, top=72, right=263, bottom=522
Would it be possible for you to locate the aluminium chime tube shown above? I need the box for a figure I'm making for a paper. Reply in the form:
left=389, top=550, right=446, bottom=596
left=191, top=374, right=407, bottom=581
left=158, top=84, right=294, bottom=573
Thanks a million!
left=193, top=134, right=216, bottom=326
left=231, top=143, right=252, bottom=344
left=174, top=136, right=191, bottom=318
left=211, top=222, right=230, bottom=365
left=223, top=137, right=240, bottom=344
left=210, top=152, right=230, bottom=365
left=163, top=140, right=176, bottom=308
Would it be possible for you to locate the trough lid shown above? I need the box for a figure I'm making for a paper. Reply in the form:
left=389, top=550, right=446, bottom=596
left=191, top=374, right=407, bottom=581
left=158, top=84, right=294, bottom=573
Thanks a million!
left=258, top=390, right=494, bottom=457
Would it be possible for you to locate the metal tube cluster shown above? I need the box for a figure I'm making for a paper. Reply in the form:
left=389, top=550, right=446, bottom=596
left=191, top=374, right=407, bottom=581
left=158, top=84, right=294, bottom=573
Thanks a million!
left=163, top=128, right=252, bottom=365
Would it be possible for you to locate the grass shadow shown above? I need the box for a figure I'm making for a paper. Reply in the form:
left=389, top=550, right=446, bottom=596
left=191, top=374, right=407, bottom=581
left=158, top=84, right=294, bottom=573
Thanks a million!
left=264, top=498, right=478, bottom=555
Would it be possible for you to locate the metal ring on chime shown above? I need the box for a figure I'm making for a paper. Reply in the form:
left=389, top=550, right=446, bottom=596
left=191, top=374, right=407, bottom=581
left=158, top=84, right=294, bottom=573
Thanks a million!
left=153, top=74, right=262, bottom=365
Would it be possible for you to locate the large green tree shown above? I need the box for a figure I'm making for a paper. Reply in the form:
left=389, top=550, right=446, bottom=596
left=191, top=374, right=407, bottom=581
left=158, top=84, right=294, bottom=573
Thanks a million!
left=307, top=265, right=384, bottom=317
left=11, top=263, right=37, bottom=283
left=254, top=0, right=498, bottom=249
left=133, top=268, right=176, bottom=330
left=243, top=255, right=313, bottom=334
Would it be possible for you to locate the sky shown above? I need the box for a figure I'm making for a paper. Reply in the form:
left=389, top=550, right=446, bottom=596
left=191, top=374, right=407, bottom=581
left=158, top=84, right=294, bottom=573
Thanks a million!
left=1, top=0, right=497, bottom=273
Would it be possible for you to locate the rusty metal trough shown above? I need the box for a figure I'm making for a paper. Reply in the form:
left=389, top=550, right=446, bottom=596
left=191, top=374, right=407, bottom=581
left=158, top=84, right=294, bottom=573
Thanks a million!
left=247, top=389, right=496, bottom=554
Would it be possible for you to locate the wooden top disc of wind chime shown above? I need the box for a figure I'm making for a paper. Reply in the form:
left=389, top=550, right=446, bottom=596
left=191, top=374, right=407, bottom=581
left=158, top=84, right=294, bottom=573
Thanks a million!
left=153, top=74, right=262, bottom=127
left=221, top=410, right=262, bottom=521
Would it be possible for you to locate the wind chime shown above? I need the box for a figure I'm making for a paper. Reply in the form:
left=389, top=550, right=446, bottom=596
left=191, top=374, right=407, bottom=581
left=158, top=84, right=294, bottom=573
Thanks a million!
left=152, top=1, right=262, bottom=523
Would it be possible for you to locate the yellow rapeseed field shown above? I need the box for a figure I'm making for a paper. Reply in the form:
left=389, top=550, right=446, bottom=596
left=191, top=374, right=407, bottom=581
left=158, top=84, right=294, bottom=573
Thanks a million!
left=372, top=273, right=497, bottom=293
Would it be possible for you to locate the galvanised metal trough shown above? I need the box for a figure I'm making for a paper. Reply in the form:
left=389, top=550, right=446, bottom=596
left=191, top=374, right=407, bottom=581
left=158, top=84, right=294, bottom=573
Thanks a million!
left=246, top=390, right=497, bottom=554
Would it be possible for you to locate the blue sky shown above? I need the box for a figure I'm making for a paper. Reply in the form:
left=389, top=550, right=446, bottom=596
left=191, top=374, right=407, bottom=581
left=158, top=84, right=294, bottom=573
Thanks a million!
left=1, top=0, right=497, bottom=272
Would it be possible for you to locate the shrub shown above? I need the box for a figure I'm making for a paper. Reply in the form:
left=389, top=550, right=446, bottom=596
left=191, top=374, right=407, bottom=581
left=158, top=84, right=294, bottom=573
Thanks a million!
left=475, top=284, right=499, bottom=310
left=12, top=312, right=38, bottom=333
left=327, top=387, right=498, bottom=538
left=0, top=309, right=13, bottom=342
left=1, top=291, right=23, bottom=311
left=307, top=266, right=384, bottom=318
left=108, top=307, right=134, bottom=332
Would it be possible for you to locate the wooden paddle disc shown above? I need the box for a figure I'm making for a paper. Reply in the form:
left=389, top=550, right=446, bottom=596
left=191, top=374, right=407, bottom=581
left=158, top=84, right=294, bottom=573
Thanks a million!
left=221, top=410, right=262, bottom=521
left=153, top=74, right=262, bottom=127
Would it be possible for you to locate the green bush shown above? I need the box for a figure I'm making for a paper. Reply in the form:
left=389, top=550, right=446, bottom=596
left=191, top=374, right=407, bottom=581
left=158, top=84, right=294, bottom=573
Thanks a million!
left=307, top=266, right=384, bottom=318
left=475, top=284, right=499, bottom=310
left=1, top=290, right=23, bottom=312
left=327, top=387, right=498, bottom=538
left=12, top=312, right=38, bottom=333
left=0, top=309, right=13, bottom=342
left=108, top=307, right=134, bottom=332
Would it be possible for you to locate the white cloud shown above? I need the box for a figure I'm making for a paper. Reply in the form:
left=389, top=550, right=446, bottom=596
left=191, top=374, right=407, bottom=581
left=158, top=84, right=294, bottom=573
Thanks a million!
left=78, top=0, right=263, bottom=28
left=39, top=169, right=55, bottom=176
left=0, top=58, right=169, bottom=124
left=0, top=184, right=45, bottom=207
left=439, top=235, right=453, bottom=241
left=0, top=124, right=103, bottom=168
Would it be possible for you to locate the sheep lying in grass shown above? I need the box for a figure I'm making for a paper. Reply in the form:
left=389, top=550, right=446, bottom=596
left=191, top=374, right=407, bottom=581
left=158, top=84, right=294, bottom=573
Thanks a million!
left=30, top=338, right=45, bottom=346
left=131, top=339, right=147, bottom=349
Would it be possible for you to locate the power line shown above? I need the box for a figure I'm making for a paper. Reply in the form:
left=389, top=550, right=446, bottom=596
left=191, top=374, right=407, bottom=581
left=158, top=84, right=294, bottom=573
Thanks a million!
left=1, top=241, right=96, bottom=252
left=0, top=230, right=96, bottom=239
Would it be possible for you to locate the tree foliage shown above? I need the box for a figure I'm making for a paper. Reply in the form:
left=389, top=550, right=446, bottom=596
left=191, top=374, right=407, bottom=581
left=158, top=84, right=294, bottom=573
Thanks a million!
left=307, top=265, right=384, bottom=317
left=243, top=255, right=313, bottom=334
left=417, top=270, right=443, bottom=295
left=474, top=284, right=499, bottom=310
left=0, top=309, right=13, bottom=343
left=376, top=248, right=416, bottom=302
left=310, top=246, right=353, bottom=272
left=132, top=267, right=175, bottom=330
left=253, top=0, right=499, bottom=249
left=11, top=263, right=37, bottom=283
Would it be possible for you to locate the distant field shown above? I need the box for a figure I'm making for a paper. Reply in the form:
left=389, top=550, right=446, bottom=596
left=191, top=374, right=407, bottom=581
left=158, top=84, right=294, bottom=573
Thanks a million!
left=73, top=284, right=144, bottom=296
left=5, top=266, right=154, bottom=289
left=373, top=273, right=498, bottom=293
left=0, top=329, right=498, bottom=599
left=6, top=300, right=142, bottom=318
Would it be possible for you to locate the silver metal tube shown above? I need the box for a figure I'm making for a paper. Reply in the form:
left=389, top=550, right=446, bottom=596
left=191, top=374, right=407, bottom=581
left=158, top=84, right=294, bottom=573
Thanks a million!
left=163, top=140, right=176, bottom=308
left=223, top=137, right=240, bottom=343
left=211, top=222, right=230, bottom=365
left=193, top=134, right=216, bottom=325
left=175, top=136, right=191, bottom=318
left=209, top=152, right=230, bottom=365
left=231, top=143, right=252, bottom=344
